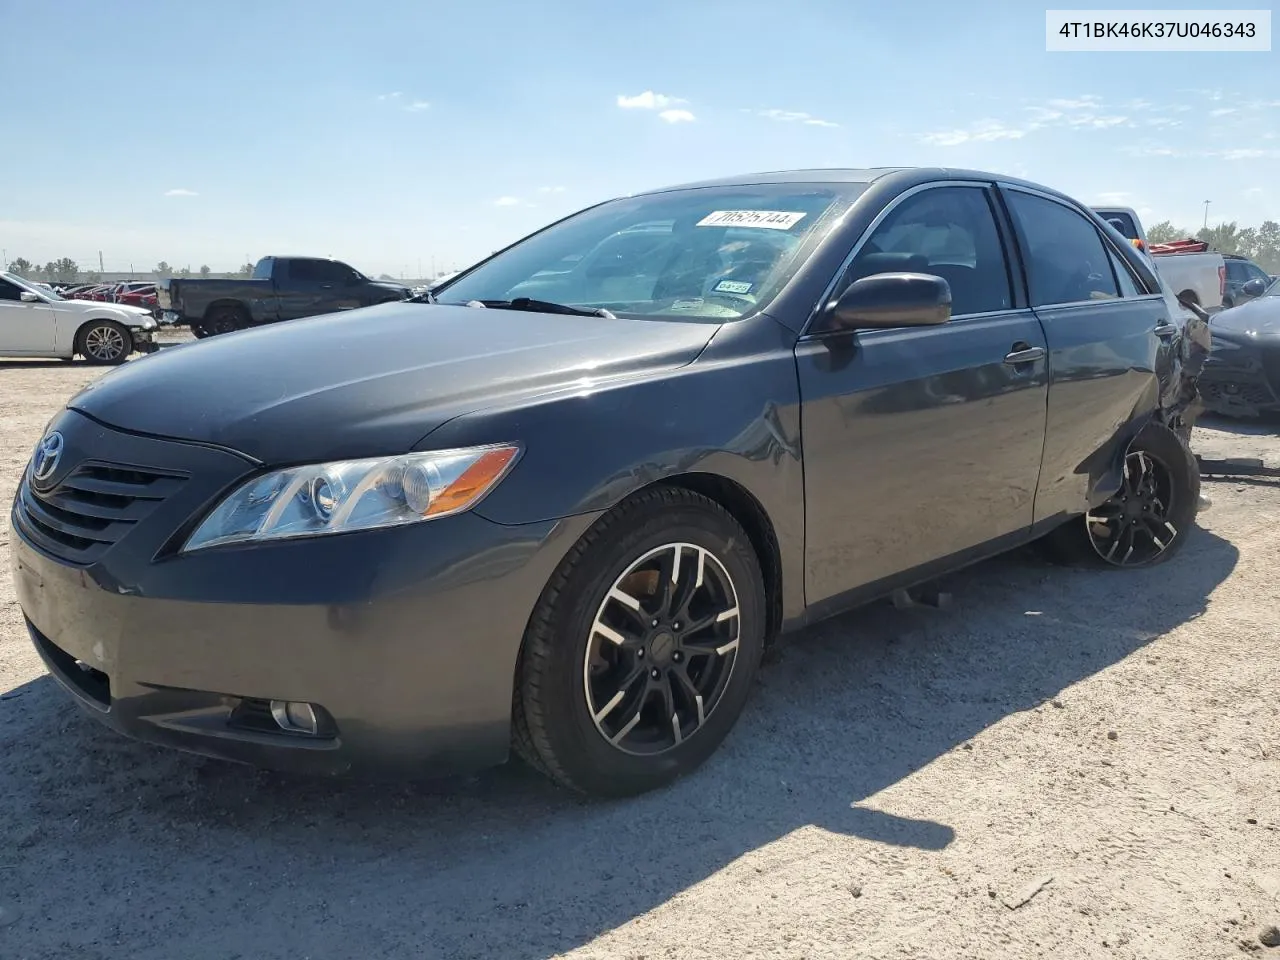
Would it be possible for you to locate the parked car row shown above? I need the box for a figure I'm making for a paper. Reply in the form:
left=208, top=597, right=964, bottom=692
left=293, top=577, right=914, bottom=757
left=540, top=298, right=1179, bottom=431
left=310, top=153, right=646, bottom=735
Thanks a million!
left=53, top=280, right=160, bottom=314
left=11, top=165, right=1211, bottom=797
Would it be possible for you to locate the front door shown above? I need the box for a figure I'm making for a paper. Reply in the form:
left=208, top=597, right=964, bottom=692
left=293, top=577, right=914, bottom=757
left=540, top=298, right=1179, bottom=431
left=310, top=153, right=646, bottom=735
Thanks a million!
left=0, top=279, right=57, bottom=354
left=796, top=183, right=1050, bottom=606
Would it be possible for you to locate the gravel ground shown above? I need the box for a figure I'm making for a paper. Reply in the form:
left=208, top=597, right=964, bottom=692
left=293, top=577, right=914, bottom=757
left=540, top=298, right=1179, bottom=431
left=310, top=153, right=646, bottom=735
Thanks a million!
left=2, top=345, right=1278, bottom=960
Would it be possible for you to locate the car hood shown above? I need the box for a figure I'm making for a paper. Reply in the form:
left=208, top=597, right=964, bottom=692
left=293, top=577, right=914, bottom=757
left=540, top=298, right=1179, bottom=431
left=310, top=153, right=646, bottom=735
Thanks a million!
left=64, top=299, right=151, bottom=317
left=1211, top=297, right=1280, bottom=340
left=67, top=301, right=720, bottom=463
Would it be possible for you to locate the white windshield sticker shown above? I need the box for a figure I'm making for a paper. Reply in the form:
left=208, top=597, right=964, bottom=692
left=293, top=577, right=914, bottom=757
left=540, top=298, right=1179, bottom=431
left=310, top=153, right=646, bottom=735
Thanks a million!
left=696, top=210, right=807, bottom=230
left=714, top=279, right=754, bottom=294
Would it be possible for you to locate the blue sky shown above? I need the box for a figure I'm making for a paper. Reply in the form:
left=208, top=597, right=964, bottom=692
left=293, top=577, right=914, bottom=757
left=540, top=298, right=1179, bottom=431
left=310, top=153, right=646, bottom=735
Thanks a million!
left=1, top=0, right=1277, bottom=278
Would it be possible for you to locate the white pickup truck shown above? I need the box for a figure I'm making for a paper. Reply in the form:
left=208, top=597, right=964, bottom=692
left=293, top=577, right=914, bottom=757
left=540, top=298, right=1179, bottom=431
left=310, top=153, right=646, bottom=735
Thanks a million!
left=1093, top=206, right=1225, bottom=311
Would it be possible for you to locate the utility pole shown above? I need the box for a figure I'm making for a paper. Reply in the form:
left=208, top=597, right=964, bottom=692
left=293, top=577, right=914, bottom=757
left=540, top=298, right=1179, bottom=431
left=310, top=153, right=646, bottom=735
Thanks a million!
left=1203, top=200, right=1211, bottom=229
left=99, top=251, right=104, bottom=273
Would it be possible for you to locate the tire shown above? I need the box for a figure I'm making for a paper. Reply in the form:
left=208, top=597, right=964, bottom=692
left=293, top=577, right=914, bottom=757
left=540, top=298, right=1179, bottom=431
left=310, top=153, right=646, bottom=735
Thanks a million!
left=1041, top=421, right=1200, bottom=569
left=190, top=323, right=211, bottom=339
left=512, top=486, right=767, bottom=797
left=77, top=320, right=132, bottom=365
left=204, top=304, right=248, bottom=336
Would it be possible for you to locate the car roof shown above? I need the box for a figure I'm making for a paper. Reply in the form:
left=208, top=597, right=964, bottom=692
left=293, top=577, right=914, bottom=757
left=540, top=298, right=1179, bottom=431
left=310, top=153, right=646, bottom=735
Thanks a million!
left=631, top=166, right=1089, bottom=206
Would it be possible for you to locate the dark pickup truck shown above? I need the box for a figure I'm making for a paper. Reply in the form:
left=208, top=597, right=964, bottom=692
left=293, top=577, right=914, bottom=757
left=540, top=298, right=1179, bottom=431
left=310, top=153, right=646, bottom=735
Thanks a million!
left=157, top=255, right=410, bottom=337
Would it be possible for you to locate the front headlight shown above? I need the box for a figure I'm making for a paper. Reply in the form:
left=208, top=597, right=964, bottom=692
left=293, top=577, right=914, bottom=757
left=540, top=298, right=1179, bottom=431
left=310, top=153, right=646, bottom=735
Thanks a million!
left=140, top=318, right=157, bottom=330
left=182, top=443, right=520, bottom=552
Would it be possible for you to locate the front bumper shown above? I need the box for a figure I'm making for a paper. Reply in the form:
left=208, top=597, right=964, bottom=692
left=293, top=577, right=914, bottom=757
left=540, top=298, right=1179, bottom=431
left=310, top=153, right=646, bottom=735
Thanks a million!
left=1198, top=337, right=1280, bottom=415
left=10, top=409, right=595, bottom=778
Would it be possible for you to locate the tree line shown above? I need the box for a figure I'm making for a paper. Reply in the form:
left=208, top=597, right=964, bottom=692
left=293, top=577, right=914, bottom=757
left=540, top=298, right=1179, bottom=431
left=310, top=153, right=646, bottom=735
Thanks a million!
left=3, top=258, right=258, bottom=283
left=1145, top=220, right=1280, bottom=273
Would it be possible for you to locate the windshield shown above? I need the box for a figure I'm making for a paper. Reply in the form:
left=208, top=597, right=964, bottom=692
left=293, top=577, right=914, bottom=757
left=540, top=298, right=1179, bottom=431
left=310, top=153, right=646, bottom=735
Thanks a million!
left=2, top=272, right=65, bottom=301
left=438, top=183, right=864, bottom=320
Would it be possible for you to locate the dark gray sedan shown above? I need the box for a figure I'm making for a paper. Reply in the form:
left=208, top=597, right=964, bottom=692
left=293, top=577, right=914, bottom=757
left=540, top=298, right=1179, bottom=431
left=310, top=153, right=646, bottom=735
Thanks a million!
left=11, top=167, right=1200, bottom=797
left=1199, top=275, right=1280, bottom=416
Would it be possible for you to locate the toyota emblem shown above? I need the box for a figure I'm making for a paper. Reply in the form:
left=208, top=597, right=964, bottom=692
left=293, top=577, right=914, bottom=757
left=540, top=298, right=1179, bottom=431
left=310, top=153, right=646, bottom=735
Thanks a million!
left=32, top=431, right=64, bottom=483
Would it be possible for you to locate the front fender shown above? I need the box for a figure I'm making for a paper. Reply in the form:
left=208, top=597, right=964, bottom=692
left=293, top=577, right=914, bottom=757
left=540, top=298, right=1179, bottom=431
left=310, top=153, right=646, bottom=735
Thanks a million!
left=416, top=316, right=808, bottom=620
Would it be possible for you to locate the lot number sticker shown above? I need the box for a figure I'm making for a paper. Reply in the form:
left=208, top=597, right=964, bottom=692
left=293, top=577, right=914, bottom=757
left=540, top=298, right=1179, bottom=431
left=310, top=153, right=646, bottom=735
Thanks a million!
left=696, top=210, right=807, bottom=230
left=713, top=279, right=754, bottom=294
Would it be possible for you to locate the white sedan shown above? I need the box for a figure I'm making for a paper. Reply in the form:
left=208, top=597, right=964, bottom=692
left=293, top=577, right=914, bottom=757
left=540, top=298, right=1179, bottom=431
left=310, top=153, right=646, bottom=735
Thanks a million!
left=0, top=272, right=159, bottom=364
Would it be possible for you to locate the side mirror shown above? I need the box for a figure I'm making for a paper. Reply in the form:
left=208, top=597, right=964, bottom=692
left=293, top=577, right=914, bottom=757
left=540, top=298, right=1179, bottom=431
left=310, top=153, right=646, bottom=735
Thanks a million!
left=824, top=272, right=952, bottom=332
left=1240, top=278, right=1268, bottom=299
left=20, top=291, right=40, bottom=303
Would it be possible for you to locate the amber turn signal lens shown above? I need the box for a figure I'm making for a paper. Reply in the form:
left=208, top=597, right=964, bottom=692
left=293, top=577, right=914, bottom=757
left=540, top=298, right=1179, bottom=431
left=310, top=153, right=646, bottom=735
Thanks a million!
left=424, top=446, right=520, bottom=516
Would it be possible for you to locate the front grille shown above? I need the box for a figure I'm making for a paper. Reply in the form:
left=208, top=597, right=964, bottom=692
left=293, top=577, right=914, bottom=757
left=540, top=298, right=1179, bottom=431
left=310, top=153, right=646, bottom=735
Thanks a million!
left=14, top=462, right=186, bottom=564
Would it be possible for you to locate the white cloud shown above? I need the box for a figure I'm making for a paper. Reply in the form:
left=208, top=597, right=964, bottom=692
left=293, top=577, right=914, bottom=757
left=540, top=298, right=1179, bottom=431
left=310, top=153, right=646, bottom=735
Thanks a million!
left=1217, top=148, right=1271, bottom=160
left=658, top=108, right=696, bottom=123
left=377, top=92, right=402, bottom=101
left=492, top=196, right=522, bottom=206
left=1047, top=96, right=1101, bottom=110
left=920, top=119, right=1028, bottom=146
left=756, top=108, right=839, bottom=128
left=1145, top=117, right=1182, bottom=128
left=1244, top=187, right=1266, bottom=196
left=405, top=100, right=430, bottom=112
left=616, top=91, right=685, bottom=110
left=164, top=188, right=198, bottom=197
left=537, top=186, right=567, bottom=194
left=1210, top=107, right=1237, bottom=117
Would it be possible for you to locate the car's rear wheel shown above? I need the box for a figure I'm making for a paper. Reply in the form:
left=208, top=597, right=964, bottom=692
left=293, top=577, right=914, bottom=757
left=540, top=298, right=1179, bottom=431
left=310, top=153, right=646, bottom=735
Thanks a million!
left=1044, top=422, right=1199, bottom=568
left=512, top=486, right=766, bottom=797
left=77, top=320, right=132, bottom=365
left=205, top=305, right=247, bottom=336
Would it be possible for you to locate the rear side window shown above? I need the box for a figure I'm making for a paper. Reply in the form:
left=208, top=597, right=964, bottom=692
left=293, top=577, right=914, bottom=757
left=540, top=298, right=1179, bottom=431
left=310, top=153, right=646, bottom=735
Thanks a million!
left=1007, top=192, right=1120, bottom=306
left=1100, top=212, right=1139, bottom=241
left=1107, top=249, right=1145, bottom=297
left=0, top=280, right=23, bottom=301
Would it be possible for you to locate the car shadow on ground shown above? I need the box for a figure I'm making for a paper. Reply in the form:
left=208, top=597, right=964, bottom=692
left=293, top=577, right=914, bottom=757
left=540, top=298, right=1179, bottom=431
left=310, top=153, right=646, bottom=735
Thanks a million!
left=0, top=527, right=1239, bottom=959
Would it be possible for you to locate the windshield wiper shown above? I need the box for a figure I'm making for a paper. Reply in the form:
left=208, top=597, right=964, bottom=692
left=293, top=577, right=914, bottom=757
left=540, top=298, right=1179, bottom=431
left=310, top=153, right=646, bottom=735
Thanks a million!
left=462, top=297, right=617, bottom=319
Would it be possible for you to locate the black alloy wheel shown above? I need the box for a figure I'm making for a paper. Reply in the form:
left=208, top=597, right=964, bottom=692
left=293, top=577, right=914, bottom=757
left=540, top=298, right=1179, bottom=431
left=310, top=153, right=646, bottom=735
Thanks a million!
left=1041, top=421, right=1199, bottom=569
left=512, top=486, right=767, bottom=797
left=1085, top=449, right=1178, bottom=566
left=583, top=542, right=742, bottom=755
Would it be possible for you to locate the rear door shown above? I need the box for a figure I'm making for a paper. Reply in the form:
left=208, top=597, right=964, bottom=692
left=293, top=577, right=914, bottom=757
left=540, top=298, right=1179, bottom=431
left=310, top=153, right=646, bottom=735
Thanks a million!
left=1001, top=185, right=1173, bottom=523
left=795, top=182, right=1050, bottom=606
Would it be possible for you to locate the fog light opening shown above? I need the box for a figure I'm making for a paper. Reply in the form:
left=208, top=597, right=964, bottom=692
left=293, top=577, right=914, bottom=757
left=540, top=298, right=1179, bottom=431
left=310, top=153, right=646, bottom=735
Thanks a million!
left=269, top=699, right=319, bottom=735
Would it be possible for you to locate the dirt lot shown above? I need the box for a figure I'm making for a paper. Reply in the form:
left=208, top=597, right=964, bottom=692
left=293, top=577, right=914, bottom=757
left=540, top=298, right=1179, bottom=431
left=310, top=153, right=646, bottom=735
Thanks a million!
left=2, top=348, right=1278, bottom=960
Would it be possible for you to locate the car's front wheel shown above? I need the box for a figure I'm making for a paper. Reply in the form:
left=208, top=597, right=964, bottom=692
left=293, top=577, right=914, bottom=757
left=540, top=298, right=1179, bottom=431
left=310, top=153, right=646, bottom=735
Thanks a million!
left=77, top=320, right=132, bottom=365
left=1044, top=422, right=1200, bottom=568
left=513, top=487, right=767, bottom=797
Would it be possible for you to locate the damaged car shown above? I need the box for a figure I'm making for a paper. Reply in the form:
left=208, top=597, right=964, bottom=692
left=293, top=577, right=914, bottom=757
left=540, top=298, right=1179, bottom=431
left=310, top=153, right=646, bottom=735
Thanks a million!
left=11, top=167, right=1202, bottom=798
left=1197, top=275, right=1280, bottom=417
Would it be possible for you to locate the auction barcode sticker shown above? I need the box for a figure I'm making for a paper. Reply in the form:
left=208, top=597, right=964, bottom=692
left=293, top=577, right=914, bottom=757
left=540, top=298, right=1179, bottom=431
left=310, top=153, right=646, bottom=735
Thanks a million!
left=696, top=210, right=807, bottom=230
left=1046, top=9, right=1271, bottom=50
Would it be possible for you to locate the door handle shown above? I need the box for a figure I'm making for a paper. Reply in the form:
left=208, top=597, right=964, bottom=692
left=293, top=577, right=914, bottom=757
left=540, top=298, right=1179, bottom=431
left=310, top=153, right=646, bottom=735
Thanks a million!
left=1004, top=345, right=1046, bottom=365
left=1153, top=322, right=1178, bottom=339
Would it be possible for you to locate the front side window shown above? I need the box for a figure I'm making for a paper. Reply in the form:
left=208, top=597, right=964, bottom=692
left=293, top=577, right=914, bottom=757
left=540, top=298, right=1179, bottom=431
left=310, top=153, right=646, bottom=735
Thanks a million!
left=0, top=279, right=23, bottom=301
left=438, top=184, right=863, bottom=321
left=1007, top=191, right=1120, bottom=306
left=838, top=185, right=1013, bottom=317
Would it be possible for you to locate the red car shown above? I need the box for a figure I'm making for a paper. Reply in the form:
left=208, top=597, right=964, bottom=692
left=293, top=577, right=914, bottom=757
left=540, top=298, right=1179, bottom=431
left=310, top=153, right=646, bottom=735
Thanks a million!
left=118, top=284, right=158, bottom=312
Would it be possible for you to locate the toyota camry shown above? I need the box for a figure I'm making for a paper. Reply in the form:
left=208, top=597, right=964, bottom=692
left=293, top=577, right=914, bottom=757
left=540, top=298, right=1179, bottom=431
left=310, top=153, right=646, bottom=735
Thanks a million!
left=11, top=167, right=1200, bottom=797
